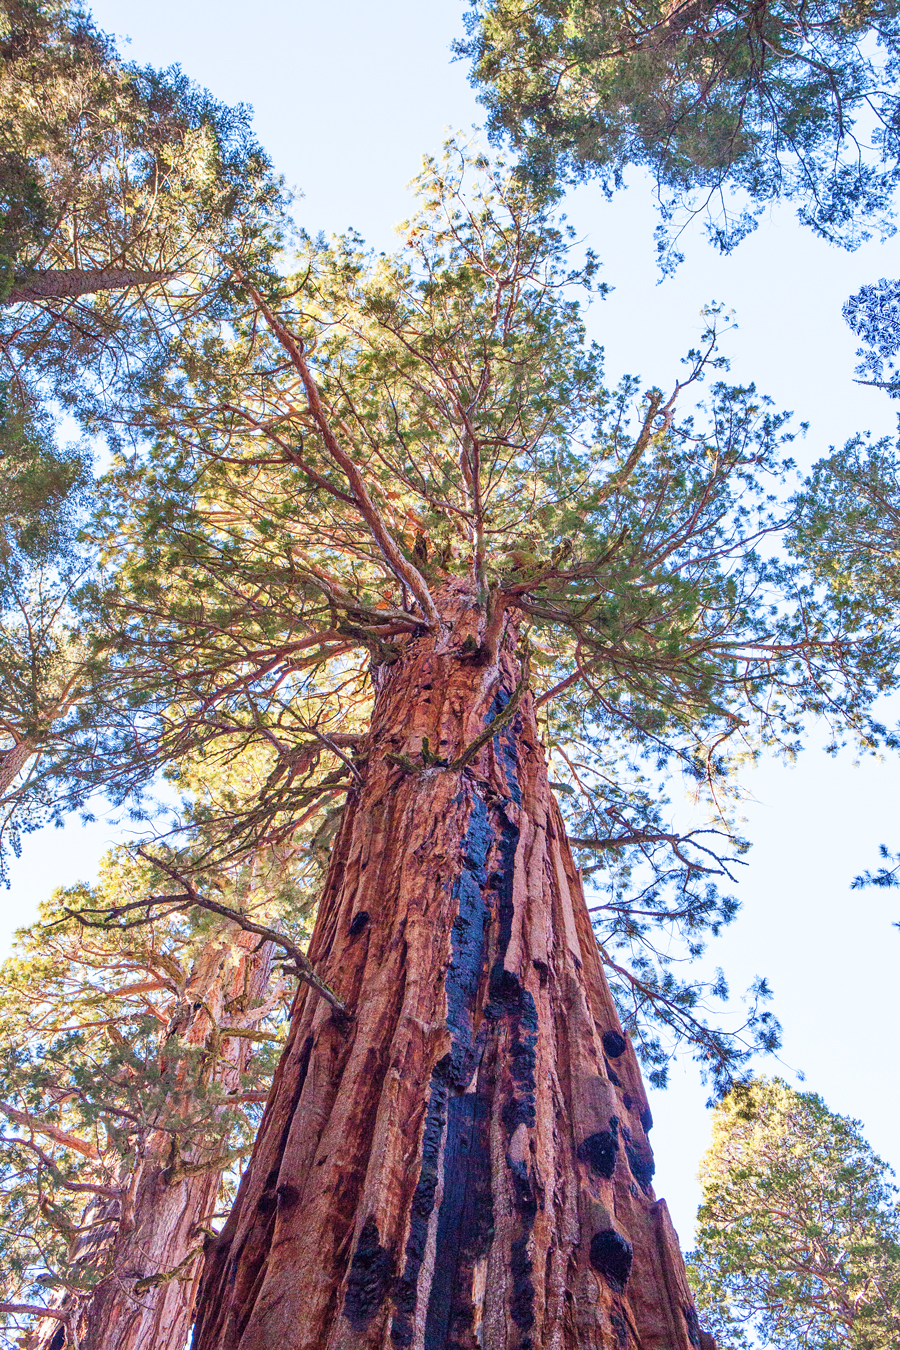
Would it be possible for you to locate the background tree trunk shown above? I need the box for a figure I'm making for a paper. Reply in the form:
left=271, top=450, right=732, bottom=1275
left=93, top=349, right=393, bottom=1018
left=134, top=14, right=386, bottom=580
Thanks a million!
left=192, top=582, right=712, bottom=1350
left=28, top=930, right=277, bottom=1350
left=0, top=739, right=34, bottom=797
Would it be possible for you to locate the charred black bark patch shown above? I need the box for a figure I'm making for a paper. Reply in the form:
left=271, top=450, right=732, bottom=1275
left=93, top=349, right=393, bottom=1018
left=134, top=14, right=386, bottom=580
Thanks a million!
left=589, top=1228, right=633, bottom=1292
left=348, top=910, right=370, bottom=936
left=391, top=1072, right=449, bottom=1347
left=578, top=1118, right=619, bottom=1180
left=605, top=1059, right=622, bottom=1086
left=487, top=687, right=522, bottom=804
left=275, top=1182, right=300, bottom=1210
left=492, top=972, right=537, bottom=1134
left=510, top=1232, right=535, bottom=1332
left=490, top=809, right=520, bottom=964
left=602, top=1029, right=627, bottom=1058
left=640, top=1106, right=653, bottom=1134
left=423, top=1089, right=493, bottom=1349
left=445, top=794, right=493, bottom=1083
left=621, top=1122, right=655, bottom=1193
left=393, top=794, right=499, bottom=1348
left=531, top=957, right=549, bottom=986
left=344, top=1215, right=395, bottom=1329
left=683, top=1303, right=702, bottom=1347
left=610, top=1307, right=628, bottom=1349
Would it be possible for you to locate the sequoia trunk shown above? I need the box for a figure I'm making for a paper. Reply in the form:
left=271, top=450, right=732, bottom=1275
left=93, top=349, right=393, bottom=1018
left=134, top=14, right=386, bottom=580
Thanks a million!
left=192, top=583, right=711, bottom=1350
left=29, top=930, right=277, bottom=1350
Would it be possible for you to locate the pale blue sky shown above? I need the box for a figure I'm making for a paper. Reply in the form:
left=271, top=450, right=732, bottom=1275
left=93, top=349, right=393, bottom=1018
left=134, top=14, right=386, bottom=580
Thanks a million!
left=4, top=0, right=899, bottom=1243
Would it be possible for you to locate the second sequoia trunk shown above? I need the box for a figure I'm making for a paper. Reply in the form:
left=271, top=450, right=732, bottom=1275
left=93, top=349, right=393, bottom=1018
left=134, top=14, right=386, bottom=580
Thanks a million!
left=192, top=583, right=711, bottom=1350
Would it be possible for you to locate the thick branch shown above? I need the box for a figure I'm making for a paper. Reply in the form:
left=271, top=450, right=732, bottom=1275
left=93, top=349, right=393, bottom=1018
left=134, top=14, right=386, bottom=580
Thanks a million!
left=0, top=1302, right=67, bottom=1324
left=0, top=1135, right=120, bottom=1198
left=241, top=281, right=441, bottom=629
left=112, top=851, right=349, bottom=1019
left=134, top=1247, right=203, bottom=1293
left=4, top=267, right=177, bottom=306
left=0, top=1103, right=99, bottom=1160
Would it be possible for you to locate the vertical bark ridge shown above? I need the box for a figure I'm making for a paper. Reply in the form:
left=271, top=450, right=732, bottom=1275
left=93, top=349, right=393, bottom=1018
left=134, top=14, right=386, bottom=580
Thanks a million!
left=193, top=583, right=710, bottom=1350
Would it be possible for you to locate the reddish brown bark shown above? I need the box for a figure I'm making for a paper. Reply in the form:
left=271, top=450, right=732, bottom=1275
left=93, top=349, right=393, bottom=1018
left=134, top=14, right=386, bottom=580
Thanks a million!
left=28, top=929, right=278, bottom=1350
left=192, top=582, right=713, bottom=1350
left=0, top=738, right=35, bottom=797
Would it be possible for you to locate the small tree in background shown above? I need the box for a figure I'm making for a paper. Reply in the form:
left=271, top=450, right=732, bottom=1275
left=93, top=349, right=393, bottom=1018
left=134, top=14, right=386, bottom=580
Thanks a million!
left=687, top=1077, right=900, bottom=1350
left=0, top=794, right=320, bottom=1350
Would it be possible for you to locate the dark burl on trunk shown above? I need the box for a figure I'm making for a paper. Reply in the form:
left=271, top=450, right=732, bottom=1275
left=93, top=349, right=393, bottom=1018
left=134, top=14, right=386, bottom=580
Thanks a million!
left=192, top=584, right=714, bottom=1350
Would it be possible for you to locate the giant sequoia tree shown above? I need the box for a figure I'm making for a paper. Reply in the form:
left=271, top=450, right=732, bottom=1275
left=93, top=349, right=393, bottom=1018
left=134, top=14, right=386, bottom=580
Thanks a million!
left=59, top=147, right=870, bottom=1349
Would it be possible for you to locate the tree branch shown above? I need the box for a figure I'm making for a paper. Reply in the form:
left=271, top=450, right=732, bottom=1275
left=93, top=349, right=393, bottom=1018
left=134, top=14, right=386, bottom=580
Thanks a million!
left=4, top=267, right=178, bottom=306
left=0, top=1104, right=99, bottom=1160
left=92, top=851, right=350, bottom=1020
left=240, top=280, right=441, bottom=629
left=0, top=1302, right=67, bottom=1324
left=0, top=1135, right=121, bottom=1198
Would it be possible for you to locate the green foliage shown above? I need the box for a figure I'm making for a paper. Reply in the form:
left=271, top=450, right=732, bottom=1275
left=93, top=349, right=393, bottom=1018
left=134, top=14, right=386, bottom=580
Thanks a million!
left=844, top=279, right=900, bottom=394
left=687, top=1077, right=900, bottom=1349
left=55, top=145, right=878, bottom=1088
left=0, top=0, right=288, bottom=423
left=792, top=436, right=900, bottom=628
left=0, top=379, right=94, bottom=879
left=791, top=401, right=900, bottom=918
left=0, top=834, right=307, bottom=1340
left=460, top=0, right=900, bottom=267
left=0, top=379, right=89, bottom=588
left=0, top=0, right=291, bottom=879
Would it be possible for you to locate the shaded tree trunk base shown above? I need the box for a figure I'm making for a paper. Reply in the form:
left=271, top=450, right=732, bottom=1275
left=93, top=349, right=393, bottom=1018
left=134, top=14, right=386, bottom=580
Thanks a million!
left=193, top=584, right=712, bottom=1350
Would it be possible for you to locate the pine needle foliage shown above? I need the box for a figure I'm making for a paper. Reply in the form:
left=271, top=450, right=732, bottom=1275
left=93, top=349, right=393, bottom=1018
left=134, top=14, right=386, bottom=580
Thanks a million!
left=460, top=0, right=900, bottom=267
left=61, top=145, right=880, bottom=1088
left=687, top=1077, right=900, bottom=1349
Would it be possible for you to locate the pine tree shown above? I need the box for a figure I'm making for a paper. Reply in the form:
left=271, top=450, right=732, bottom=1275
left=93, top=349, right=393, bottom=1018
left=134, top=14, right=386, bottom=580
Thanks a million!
left=687, top=1077, right=900, bottom=1349
left=0, top=0, right=288, bottom=867
left=459, top=0, right=900, bottom=267
left=0, top=0, right=286, bottom=409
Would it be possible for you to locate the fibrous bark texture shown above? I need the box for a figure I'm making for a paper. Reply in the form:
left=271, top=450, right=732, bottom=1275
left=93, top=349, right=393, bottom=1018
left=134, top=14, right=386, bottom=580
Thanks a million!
left=28, top=930, right=276, bottom=1350
left=193, top=583, right=711, bottom=1350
